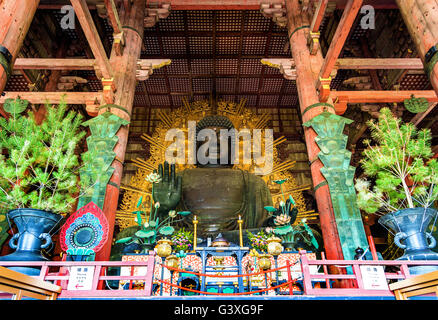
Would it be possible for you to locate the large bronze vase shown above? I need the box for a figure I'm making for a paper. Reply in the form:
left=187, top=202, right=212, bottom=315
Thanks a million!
left=379, top=207, right=438, bottom=275
left=0, top=208, right=62, bottom=275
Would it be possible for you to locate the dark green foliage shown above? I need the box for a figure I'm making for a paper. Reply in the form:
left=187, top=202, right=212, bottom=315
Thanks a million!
left=0, top=98, right=87, bottom=214
left=355, top=107, right=438, bottom=214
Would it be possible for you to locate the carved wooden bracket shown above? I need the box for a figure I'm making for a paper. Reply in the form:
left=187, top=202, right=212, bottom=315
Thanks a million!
left=317, top=76, right=332, bottom=102
left=260, top=1, right=287, bottom=28
left=57, top=76, right=88, bottom=91
left=102, top=77, right=116, bottom=104
left=260, top=58, right=296, bottom=80
left=308, top=31, right=320, bottom=55
left=144, top=2, right=171, bottom=28
left=136, top=59, right=171, bottom=81
left=113, top=31, right=125, bottom=56
left=85, top=99, right=102, bottom=117
left=333, top=96, right=348, bottom=115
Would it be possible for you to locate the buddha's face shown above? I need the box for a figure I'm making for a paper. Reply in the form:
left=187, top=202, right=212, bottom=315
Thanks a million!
left=195, top=125, right=234, bottom=168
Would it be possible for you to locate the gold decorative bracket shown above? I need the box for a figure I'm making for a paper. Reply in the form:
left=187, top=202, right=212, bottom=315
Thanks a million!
left=136, top=59, right=171, bottom=81
left=261, top=58, right=296, bottom=80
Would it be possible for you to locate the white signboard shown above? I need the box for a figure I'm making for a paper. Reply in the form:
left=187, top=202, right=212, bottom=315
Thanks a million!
left=360, top=265, right=389, bottom=290
left=67, top=266, right=95, bottom=291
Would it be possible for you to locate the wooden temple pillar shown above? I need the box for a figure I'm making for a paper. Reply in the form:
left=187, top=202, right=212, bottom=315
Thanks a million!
left=0, top=0, right=40, bottom=94
left=284, top=0, right=344, bottom=262
left=94, top=0, right=145, bottom=261
left=396, top=0, right=438, bottom=96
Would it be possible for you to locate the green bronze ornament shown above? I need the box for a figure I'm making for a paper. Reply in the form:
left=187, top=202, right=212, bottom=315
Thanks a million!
left=303, top=111, right=369, bottom=260
left=78, top=110, right=130, bottom=209
left=0, top=52, right=11, bottom=82
left=404, top=95, right=429, bottom=114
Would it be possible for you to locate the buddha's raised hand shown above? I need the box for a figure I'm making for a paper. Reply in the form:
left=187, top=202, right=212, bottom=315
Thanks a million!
left=152, top=161, right=182, bottom=213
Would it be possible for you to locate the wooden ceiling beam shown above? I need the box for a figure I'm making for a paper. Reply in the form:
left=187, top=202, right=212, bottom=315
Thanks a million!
left=335, top=58, right=424, bottom=70
left=331, top=90, right=438, bottom=104
left=0, top=91, right=103, bottom=105
left=310, top=0, right=329, bottom=33
left=70, top=0, right=113, bottom=79
left=318, top=0, right=363, bottom=102
left=103, top=0, right=125, bottom=55
left=13, top=58, right=96, bottom=70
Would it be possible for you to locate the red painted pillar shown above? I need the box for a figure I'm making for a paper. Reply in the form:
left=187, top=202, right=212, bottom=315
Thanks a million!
left=0, top=0, right=40, bottom=94
left=285, top=0, right=344, bottom=262
left=396, top=0, right=438, bottom=96
left=95, top=0, right=145, bottom=261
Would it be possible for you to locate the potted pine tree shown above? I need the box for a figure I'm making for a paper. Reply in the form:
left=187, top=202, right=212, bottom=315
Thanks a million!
left=355, top=107, right=438, bottom=274
left=0, top=98, right=89, bottom=275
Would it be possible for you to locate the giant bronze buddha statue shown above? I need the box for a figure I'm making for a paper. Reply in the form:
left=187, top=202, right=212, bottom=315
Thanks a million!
left=153, top=114, right=275, bottom=237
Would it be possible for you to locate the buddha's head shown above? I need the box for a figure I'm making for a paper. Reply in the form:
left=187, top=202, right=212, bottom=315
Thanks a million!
left=195, top=115, right=235, bottom=168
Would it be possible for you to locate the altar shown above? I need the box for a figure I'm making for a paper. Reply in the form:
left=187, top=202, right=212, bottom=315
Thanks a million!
left=118, top=250, right=321, bottom=296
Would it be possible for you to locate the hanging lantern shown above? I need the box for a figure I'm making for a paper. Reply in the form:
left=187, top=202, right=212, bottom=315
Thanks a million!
left=166, top=254, right=179, bottom=269
left=267, top=236, right=283, bottom=256
left=156, top=238, right=173, bottom=258
left=258, top=253, right=272, bottom=270
left=404, top=95, right=429, bottom=113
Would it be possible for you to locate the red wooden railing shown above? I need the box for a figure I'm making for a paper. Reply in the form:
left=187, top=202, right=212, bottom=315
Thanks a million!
left=298, top=250, right=438, bottom=297
left=0, top=249, right=437, bottom=298
left=0, top=252, right=155, bottom=298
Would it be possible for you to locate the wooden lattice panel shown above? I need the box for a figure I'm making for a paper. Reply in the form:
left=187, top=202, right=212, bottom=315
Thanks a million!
left=142, top=36, right=161, bottom=56
left=219, top=94, right=236, bottom=102
left=189, top=36, right=213, bottom=55
left=242, top=36, right=268, bottom=55
left=144, top=78, right=168, bottom=93
left=259, top=95, right=279, bottom=107
left=216, top=11, right=243, bottom=32
left=280, top=95, right=298, bottom=107
left=261, top=78, right=284, bottom=93
left=192, top=78, right=213, bottom=93
left=187, top=11, right=214, bottom=31
left=157, top=10, right=185, bottom=32
left=244, top=11, right=271, bottom=32
left=193, top=94, right=209, bottom=101
left=239, top=78, right=260, bottom=92
left=166, top=59, right=190, bottom=75
left=169, top=77, right=191, bottom=92
left=237, top=95, right=257, bottom=106
left=191, top=59, right=214, bottom=74
left=399, top=73, right=432, bottom=90
left=216, top=58, right=239, bottom=75
left=216, top=78, right=236, bottom=93
left=240, top=58, right=264, bottom=74
left=162, top=36, right=187, bottom=55
left=87, top=78, right=102, bottom=92
left=264, top=65, right=281, bottom=75
left=135, top=82, right=144, bottom=93
left=148, top=95, right=170, bottom=107
left=4, top=74, right=29, bottom=92
left=100, top=14, right=114, bottom=45
left=133, top=94, right=148, bottom=106
left=171, top=95, right=188, bottom=107
left=282, top=80, right=297, bottom=94
left=216, top=36, right=240, bottom=54
left=331, top=70, right=349, bottom=90
left=269, top=36, right=290, bottom=56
